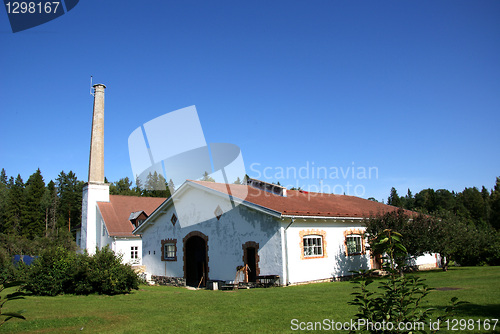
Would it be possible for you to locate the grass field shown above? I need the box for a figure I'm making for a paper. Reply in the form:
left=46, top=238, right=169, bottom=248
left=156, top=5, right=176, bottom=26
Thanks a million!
left=1, top=266, right=499, bottom=333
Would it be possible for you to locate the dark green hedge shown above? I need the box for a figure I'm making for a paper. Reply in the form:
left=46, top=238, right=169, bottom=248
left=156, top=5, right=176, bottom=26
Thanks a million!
left=20, top=246, right=139, bottom=296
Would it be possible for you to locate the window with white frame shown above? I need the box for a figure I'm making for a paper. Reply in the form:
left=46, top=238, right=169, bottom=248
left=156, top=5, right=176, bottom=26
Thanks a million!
left=303, top=235, right=323, bottom=257
left=345, top=235, right=363, bottom=255
left=131, top=246, right=139, bottom=259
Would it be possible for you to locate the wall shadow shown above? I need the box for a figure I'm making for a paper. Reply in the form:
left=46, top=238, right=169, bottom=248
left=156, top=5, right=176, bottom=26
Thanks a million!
left=331, top=245, right=370, bottom=278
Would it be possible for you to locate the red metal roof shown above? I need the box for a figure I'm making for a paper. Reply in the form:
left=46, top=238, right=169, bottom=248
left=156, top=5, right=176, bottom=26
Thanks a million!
left=191, top=181, right=412, bottom=218
left=97, top=195, right=166, bottom=237
left=98, top=182, right=413, bottom=236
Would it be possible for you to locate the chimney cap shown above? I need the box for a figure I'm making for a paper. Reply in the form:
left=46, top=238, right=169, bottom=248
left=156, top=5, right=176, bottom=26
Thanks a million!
left=93, top=83, right=106, bottom=89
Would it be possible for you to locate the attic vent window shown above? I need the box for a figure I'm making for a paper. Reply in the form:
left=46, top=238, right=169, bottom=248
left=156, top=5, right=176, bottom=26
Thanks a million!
left=214, top=205, right=223, bottom=220
left=171, top=213, right=177, bottom=226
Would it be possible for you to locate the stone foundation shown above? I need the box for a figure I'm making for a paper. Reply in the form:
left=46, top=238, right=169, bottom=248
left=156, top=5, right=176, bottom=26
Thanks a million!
left=151, top=275, right=186, bottom=287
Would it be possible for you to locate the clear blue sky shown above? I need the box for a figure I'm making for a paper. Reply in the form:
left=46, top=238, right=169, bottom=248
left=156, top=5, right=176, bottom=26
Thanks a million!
left=1, top=0, right=499, bottom=202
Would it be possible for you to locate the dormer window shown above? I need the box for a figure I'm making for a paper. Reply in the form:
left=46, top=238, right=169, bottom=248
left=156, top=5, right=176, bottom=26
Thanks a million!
left=129, top=211, right=149, bottom=228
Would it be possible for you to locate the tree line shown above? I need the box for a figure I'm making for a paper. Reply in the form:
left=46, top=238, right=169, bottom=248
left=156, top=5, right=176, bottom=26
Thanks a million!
left=0, top=168, right=83, bottom=239
left=385, top=178, right=500, bottom=230
left=1, top=167, right=498, bottom=268
left=0, top=168, right=177, bottom=240
left=366, top=177, right=500, bottom=268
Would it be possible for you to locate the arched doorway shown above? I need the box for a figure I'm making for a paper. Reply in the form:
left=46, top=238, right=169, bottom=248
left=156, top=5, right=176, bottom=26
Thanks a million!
left=242, top=241, right=260, bottom=283
left=183, top=232, right=209, bottom=287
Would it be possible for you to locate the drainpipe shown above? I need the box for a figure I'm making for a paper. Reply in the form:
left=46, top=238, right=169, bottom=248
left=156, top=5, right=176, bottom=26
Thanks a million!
left=283, top=217, right=294, bottom=286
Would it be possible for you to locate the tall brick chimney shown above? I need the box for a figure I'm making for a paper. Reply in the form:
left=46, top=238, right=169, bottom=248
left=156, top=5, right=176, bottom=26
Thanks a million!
left=88, top=84, right=106, bottom=183
left=80, top=83, right=109, bottom=254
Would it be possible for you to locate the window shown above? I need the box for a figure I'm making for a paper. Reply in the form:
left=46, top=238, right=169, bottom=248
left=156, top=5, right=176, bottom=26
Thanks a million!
left=346, top=235, right=363, bottom=255
left=131, top=246, right=139, bottom=259
left=161, top=239, right=177, bottom=261
left=299, top=230, right=327, bottom=260
left=303, top=235, right=323, bottom=257
left=102, top=222, right=107, bottom=237
left=164, top=244, right=176, bottom=260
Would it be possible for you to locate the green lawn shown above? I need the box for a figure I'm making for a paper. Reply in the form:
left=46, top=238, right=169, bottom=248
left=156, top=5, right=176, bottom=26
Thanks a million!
left=1, top=266, right=499, bottom=333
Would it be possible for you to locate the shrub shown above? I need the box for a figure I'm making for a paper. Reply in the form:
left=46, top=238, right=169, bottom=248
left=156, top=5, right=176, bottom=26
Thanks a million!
left=23, top=246, right=75, bottom=296
left=71, top=252, right=94, bottom=295
left=22, top=245, right=139, bottom=296
left=86, top=246, right=139, bottom=295
left=349, top=230, right=467, bottom=333
left=0, top=248, right=15, bottom=282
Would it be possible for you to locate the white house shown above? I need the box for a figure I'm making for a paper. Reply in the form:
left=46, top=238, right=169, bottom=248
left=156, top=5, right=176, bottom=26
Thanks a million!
left=133, top=179, right=440, bottom=286
left=79, top=189, right=165, bottom=264
left=79, top=84, right=438, bottom=278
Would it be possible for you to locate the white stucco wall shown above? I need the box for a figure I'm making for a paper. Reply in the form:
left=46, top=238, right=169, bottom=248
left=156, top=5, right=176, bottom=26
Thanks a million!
left=412, top=252, right=440, bottom=269
left=284, top=219, right=371, bottom=284
left=139, top=186, right=283, bottom=282
left=91, top=206, right=142, bottom=265
left=95, top=208, right=112, bottom=251
left=113, top=237, right=143, bottom=265
left=81, top=183, right=109, bottom=255
left=138, top=184, right=441, bottom=286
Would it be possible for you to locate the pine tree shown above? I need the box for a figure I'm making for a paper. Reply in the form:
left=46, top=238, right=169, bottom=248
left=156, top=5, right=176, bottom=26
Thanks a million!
left=44, top=180, right=59, bottom=236
left=490, top=177, right=500, bottom=230
left=24, top=168, right=46, bottom=238
left=143, top=172, right=170, bottom=198
left=5, top=175, right=26, bottom=235
left=145, top=172, right=159, bottom=192
left=134, top=176, right=144, bottom=196
left=201, top=171, right=215, bottom=182
left=0, top=169, right=8, bottom=233
left=0, top=168, right=7, bottom=185
left=404, top=189, right=414, bottom=210
left=387, top=187, right=402, bottom=208
left=168, top=179, right=175, bottom=194
left=481, top=186, right=491, bottom=224
left=110, top=177, right=135, bottom=196
left=56, top=171, right=84, bottom=232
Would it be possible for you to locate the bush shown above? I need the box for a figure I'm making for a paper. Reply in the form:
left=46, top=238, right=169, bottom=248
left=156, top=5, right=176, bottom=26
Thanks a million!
left=22, top=246, right=139, bottom=296
left=349, top=230, right=467, bottom=333
left=85, top=247, right=139, bottom=295
left=0, top=247, right=16, bottom=282
left=23, top=246, right=75, bottom=296
left=0, top=231, right=77, bottom=282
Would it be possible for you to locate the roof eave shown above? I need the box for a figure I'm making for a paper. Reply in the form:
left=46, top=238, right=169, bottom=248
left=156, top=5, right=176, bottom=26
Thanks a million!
left=281, top=214, right=366, bottom=220
left=189, top=181, right=282, bottom=218
left=133, top=181, right=284, bottom=234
